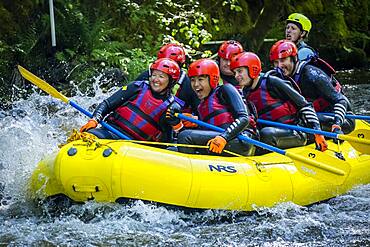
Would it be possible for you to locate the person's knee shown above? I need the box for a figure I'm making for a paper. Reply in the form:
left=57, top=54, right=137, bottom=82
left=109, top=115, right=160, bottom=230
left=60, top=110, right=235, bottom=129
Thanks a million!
left=260, top=127, right=307, bottom=149
left=177, top=130, right=193, bottom=144
left=342, top=119, right=356, bottom=134
left=260, top=128, right=278, bottom=146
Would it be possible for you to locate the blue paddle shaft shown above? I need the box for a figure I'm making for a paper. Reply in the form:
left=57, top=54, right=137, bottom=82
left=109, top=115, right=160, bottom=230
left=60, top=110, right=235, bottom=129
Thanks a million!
left=69, top=100, right=131, bottom=140
left=318, top=112, right=370, bottom=121
left=257, top=119, right=337, bottom=139
left=178, top=114, right=285, bottom=155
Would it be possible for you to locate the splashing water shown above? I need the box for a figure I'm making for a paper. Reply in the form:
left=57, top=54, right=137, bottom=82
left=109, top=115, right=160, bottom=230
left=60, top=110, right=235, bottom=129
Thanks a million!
left=0, top=77, right=369, bottom=246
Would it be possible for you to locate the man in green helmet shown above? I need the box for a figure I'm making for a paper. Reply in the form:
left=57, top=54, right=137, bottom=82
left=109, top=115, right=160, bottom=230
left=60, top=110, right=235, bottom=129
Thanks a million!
left=286, top=13, right=316, bottom=61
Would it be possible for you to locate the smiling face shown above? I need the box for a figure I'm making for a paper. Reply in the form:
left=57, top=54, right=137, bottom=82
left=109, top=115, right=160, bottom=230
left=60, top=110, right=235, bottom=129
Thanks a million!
left=190, top=75, right=212, bottom=100
left=285, top=23, right=304, bottom=43
left=233, top=67, right=254, bottom=89
left=149, top=69, right=170, bottom=94
left=219, top=58, right=234, bottom=76
left=273, top=57, right=295, bottom=77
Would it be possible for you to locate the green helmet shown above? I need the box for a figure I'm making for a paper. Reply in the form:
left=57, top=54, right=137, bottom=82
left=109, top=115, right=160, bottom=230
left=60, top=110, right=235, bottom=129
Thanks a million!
left=287, top=13, right=312, bottom=33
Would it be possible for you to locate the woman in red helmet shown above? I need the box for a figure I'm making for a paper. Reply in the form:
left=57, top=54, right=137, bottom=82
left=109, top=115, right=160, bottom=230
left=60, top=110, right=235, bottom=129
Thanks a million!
left=230, top=52, right=328, bottom=152
left=270, top=40, right=355, bottom=135
left=217, top=40, right=244, bottom=86
left=217, top=40, right=259, bottom=135
left=136, top=43, right=200, bottom=115
left=175, top=58, right=256, bottom=156
left=80, top=58, right=183, bottom=142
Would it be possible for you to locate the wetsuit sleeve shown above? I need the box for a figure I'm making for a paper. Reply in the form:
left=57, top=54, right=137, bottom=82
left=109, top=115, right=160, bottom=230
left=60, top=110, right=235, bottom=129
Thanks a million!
left=302, top=66, right=349, bottom=126
left=218, top=84, right=250, bottom=141
left=92, top=82, right=141, bottom=122
left=268, top=77, right=309, bottom=108
left=268, top=77, right=321, bottom=129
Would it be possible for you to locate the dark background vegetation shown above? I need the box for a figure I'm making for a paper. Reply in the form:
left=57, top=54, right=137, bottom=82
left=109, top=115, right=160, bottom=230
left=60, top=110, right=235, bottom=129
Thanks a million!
left=0, top=0, right=369, bottom=105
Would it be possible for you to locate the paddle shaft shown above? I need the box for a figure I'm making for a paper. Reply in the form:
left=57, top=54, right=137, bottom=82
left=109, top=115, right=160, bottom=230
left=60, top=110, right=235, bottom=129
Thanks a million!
left=318, top=112, right=370, bottom=121
left=69, top=101, right=131, bottom=140
left=177, top=113, right=347, bottom=175
left=258, top=119, right=338, bottom=138
left=258, top=119, right=370, bottom=148
left=179, top=113, right=290, bottom=156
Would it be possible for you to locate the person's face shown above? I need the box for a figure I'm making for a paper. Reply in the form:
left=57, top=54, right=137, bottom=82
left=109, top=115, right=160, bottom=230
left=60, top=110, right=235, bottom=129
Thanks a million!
left=234, top=67, right=253, bottom=88
left=219, top=58, right=234, bottom=76
left=273, top=57, right=295, bottom=77
left=285, top=23, right=303, bottom=43
left=190, top=75, right=212, bottom=100
left=150, top=69, right=169, bottom=94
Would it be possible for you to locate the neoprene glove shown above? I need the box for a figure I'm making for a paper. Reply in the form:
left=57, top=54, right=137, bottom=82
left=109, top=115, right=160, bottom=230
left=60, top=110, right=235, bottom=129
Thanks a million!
left=182, top=113, right=198, bottom=128
left=166, top=106, right=181, bottom=125
left=80, top=119, right=98, bottom=133
left=314, top=134, right=328, bottom=152
left=166, top=105, right=183, bottom=132
left=207, top=136, right=227, bottom=154
left=331, top=124, right=344, bottom=144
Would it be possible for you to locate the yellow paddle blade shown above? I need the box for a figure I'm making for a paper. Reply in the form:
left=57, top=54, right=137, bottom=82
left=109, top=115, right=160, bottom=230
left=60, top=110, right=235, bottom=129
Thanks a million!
left=286, top=149, right=351, bottom=185
left=340, top=129, right=370, bottom=154
left=18, top=65, right=69, bottom=103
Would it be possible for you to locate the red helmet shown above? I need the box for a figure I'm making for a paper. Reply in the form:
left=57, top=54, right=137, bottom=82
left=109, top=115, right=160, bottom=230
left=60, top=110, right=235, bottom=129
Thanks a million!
left=150, top=58, right=180, bottom=81
left=218, top=40, right=244, bottom=60
left=157, top=44, right=186, bottom=65
left=269, top=40, right=298, bottom=62
left=188, top=59, right=220, bottom=89
left=230, top=52, right=261, bottom=79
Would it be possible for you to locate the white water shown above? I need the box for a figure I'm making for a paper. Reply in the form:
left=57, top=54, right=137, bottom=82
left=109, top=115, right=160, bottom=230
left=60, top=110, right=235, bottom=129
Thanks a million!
left=0, top=82, right=369, bottom=246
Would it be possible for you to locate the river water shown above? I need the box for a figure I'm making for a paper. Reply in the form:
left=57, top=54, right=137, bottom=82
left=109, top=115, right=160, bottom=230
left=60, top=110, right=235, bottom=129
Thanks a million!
left=0, top=71, right=369, bottom=246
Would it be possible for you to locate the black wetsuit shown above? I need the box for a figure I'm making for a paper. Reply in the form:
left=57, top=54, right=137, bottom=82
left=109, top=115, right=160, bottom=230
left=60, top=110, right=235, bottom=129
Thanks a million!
left=244, top=73, right=322, bottom=150
left=291, top=63, right=355, bottom=133
left=136, top=69, right=200, bottom=115
left=221, top=72, right=259, bottom=136
left=221, top=73, right=239, bottom=86
left=88, top=81, right=181, bottom=142
left=177, top=84, right=256, bottom=156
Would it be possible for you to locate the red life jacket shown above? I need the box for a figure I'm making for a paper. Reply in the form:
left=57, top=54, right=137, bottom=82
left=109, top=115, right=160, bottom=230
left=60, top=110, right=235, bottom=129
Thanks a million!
left=109, top=81, right=174, bottom=141
left=293, top=58, right=342, bottom=112
left=197, top=87, right=234, bottom=127
left=247, top=76, right=298, bottom=124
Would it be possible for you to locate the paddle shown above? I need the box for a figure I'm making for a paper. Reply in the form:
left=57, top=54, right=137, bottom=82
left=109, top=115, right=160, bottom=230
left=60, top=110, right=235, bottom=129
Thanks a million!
left=17, top=65, right=131, bottom=140
left=318, top=112, right=370, bottom=121
left=176, top=113, right=351, bottom=185
left=257, top=119, right=370, bottom=154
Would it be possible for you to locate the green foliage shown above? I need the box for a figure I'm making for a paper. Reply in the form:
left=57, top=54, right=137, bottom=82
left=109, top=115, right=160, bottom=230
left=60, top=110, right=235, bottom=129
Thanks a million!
left=0, top=0, right=369, bottom=104
left=222, top=0, right=243, bottom=12
left=124, top=49, right=156, bottom=81
left=157, top=0, right=215, bottom=48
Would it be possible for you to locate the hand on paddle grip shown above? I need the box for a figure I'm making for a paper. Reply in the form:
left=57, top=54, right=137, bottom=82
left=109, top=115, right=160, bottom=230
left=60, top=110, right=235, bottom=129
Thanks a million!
left=207, top=136, right=227, bottom=154
left=166, top=104, right=183, bottom=132
left=80, top=119, right=98, bottom=133
left=314, top=134, right=328, bottom=152
left=182, top=113, right=198, bottom=128
left=331, top=124, right=344, bottom=144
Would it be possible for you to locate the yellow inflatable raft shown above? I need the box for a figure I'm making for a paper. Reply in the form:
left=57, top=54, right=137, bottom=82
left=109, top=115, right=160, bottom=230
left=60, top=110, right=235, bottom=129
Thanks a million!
left=29, top=120, right=370, bottom=211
